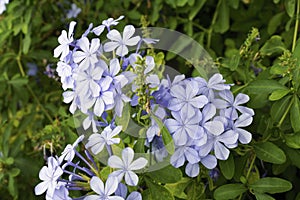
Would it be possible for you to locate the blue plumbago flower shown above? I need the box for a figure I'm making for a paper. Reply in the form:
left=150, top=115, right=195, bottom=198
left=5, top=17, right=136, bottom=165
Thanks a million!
left=59, top=135, right=84, bottom=163
left=35, top=157, right=64, bottom=199
left=104, top=58, right=128, bottom=87
left=73, top=64, right=103, bottom=98
left=115, top=183, right=142, bottom=200
left=83, top=111, right=99, bottom=132
left=219, top=90, right=254, bottom=119
left=104, top=25, right=141, bottom=57
left=63, top=90, right=81, bottom=114
left=66, top=3, right=81, bottom=19
left=165, top=110, right=205, bottom=146
left=198, top=116, right=238, bottom=160
left=185, top=154, right=217, bottom=178
left=54, top=21, right=76, bottom=61
left=168, top=80, right=208, bottom=118
left=195, top=73, right=231, bottom=101
left=0, top=0, right=9, bottom=15
left=86, top=125, right=122, bottom=155
left=152, top=74, right=185, bottom=107
left=84, top=176, right=124, bottom=200
left=228, top=113, right=253, bottom=144
left=56, top=61, right=74, bottom=90
left=108, top=147, right=148, bottom=186
left=73, top=37, right=101, bottom=70
left=26, top=62, right=38, bottom=76
left=92, top=15, right=125, bottom=35
left=113, top=84, right=131, bottom=117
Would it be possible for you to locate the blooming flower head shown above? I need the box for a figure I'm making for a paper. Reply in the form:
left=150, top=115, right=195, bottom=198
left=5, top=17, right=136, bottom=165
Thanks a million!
left=54, top=21, right=76, bottom=61
left=66, top=3, right=81, bottom=19
left=35, top=157, right=63, bottom=199
left=104, top=25, right=141, bottom=57
left=86, top=126, right=122, bottom=155
left=108, top=147, right=148, bottom=186
left=73, top=37, right=101, bottom=70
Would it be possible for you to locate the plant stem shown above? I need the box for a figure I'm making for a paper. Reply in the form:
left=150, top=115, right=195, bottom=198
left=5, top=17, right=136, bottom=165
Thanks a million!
left=292, top=0, right=300, bottom=52
left=277, top=96, right=294, bottom=127
left=207, top=0, right=221, bottom=49
left=16, top=55, right=54, bottom=123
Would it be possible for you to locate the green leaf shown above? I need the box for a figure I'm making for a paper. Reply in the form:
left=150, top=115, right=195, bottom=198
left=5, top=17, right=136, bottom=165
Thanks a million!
left=270, top=95, right=293, bottom=123
left=250, top=177, right=292, bottom=194
left=214, top=184, right=247, bottom=200
left=189, top=0, right=206, bottom=20
left=260, top=35, right=286, bottom=56
left=214, top=0, right=230, bottom=33
left=219, top=153, right=235, bottom=180
left=285, top=0, right=295, bottom=17
left=8, top=75, right=28, bottom=86
left=269, top=89, right=290, bottom=101
left=165, top=177, right=191, bottom=199
left=186, top=180, right=205, bottom=200
left=291, top=95, right=300, bottom=132
left=150, top=112, right=175, bottom=154
left=146, top=165, right=182, bottom=183
left=8, top=168, right=20, bottom=177
left=274, top=0, right=281, bottom=3
left=267, top=12, right=285, bottom=35
left=255, top=192, right=276, bottom=200
left=254, top=142, right=286, bottom=164
left=23, top=32, right=31, bottom=54
left=247, top=80, right=288, bottom=94
left=144, top=177, right=174, bottom=200
left=228, top=0, right=239, bottom=9
left=176, top=0, right=188, bottom=6
left=284, top=133, right=300, bottom=149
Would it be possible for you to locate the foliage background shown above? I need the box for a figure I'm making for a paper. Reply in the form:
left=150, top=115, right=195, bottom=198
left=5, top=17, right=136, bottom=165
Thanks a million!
left=1, top=0, right=300, bottom=199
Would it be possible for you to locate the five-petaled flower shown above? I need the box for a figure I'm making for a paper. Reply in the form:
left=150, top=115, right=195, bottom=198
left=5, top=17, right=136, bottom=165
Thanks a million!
left=108, top=147, right=148, bottom=186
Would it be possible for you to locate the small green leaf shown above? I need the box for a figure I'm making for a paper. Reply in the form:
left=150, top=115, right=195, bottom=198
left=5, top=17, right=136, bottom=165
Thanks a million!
left=269, top=89, right=290, bottom=101
left=165, top=177, right=191, bottom=199
left=219, top=153, right=235, bottom=180
left=23, top=33, right=31, bottom=54
left=214, top=0, right=230, bottom=33
left=267, top=12, right=285, bottom=35
left=270, top=95, right=293, bottom=123
left=228, top=0, right=239, bottom=9
left=8, top=168, right=20, bottom=177
left=176, top=0, right=188, bottom=6
left=285, top=0, right=295, bottom=17
left=150, top=112, right=175, bottom=154
left=214, top=184, right=247, bottom=200
left=247, top=80, right=288, bottom=94
left=260, top=35, right=286, bottom=56
left=144, top=177, right=174, bottom=200
left=250, top=177, right=292, bottom=194
left=189, top=0, right=206, bottom=20
left=291, top=95, right=300, bottom=132
left=115, top=103, right=130, bottom=131
left=146, top=165, right=182, bottom=183
left=254, top=142, right=286, bottom=164
left=284, top=133, right=300, bottom=149
left=255, top=192, right=276, bottom=200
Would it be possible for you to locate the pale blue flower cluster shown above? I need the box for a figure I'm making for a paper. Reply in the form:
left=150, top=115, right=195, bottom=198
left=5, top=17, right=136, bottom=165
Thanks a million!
left=35, top=16, right=254, bottom=199
left=159, top=74, right=254, bottom=177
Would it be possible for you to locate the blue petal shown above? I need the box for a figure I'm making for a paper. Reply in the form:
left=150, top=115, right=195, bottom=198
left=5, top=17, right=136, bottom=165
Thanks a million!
left=185, top=163, right=200, bottom=177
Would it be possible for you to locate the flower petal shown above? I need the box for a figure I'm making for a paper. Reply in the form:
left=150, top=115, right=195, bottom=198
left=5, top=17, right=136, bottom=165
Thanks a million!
left=124, top=171, right=139, bottom=186
left=129, top=157, right=148, bottom=170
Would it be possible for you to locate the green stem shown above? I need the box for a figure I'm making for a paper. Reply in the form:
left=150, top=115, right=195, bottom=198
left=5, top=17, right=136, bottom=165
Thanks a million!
left=277, top=96, right=294, bottom=127
left=16, top=56, right=54, bottom=123
left=207, top=0, right=221, bottom=49
left=238, top=154, right=256, bottom=200
left=292, top=0, right=300, bottom=52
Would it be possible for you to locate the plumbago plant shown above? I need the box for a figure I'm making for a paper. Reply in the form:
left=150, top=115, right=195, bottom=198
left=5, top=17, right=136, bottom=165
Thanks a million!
left=33, top=16, right=257, bottom=200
